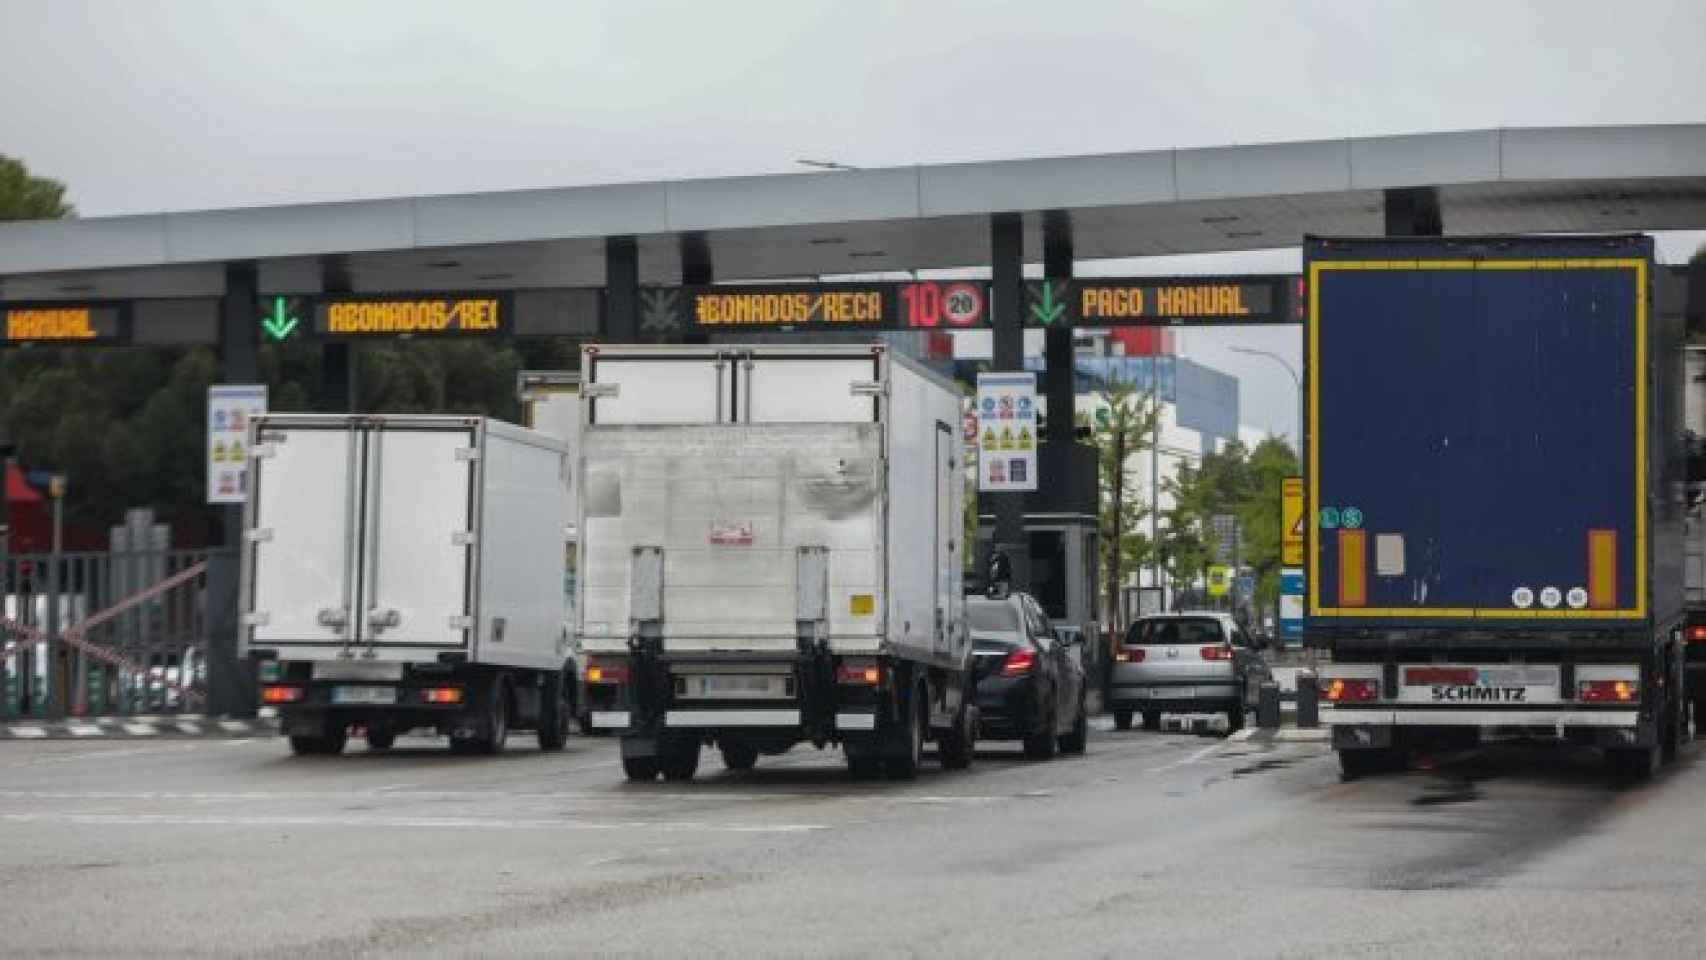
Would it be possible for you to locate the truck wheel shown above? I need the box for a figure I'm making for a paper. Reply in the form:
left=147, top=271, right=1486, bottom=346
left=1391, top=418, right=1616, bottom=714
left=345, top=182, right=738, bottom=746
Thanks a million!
left=846, top=755, right=882, bottom=779
left=720, top=740, right=759, bottom=771
left=1607, top=746, right=1659, bottom=780
left=884, top=685, right=925, bottom=780
left=1113, top=710, right=1133, bottom=731
left=289, top=735, right=324, bottom=756
left=622, top=756, right=660, bottom=781
left=477, top=676, right=511, bottom=756
left=537, top=669, right=571, bottom=753
left=1338, top=747, right=1401, bottom=780
left=1142, top=710, right=1162, bottom=731
left=660, top=741, right=700, bottom=782
left=365, top=728, right=396, bottom=751
left=938, top=702, right=976, bottom=771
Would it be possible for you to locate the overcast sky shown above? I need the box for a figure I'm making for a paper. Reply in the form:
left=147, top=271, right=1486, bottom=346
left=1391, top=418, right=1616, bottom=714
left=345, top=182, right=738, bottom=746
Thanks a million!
left=2, top=0, right=1704, bottom=438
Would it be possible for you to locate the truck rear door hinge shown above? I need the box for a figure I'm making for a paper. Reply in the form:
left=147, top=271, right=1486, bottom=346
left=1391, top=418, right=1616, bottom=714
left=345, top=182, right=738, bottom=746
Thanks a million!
left=452, top=531, right=478, bottom=547
left=454, top=447, right=481, bottom=462
left=447, top=616, right=475, bottom=630
left=251, top=443, right=278, bottom=460
left=240, top=611, right=270, bottom=627
left=244, top=528, right=274, bottom=543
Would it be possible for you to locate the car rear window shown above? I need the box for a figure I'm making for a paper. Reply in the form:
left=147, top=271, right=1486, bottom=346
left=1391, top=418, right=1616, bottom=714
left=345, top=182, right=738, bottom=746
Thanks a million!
left=1126, top=618, right=1225, bottom=645
left=967, top=601, right=1020, bottom=633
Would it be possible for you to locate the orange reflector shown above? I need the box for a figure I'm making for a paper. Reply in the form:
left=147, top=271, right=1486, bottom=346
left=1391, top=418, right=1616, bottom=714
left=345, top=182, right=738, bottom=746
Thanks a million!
left=1579, top=679, right=1637, bottom=703
left=1338, top=530, right=1367, bottom=607
left=260, top=685, right=304, bottom=704
left=422, top=687, right=464, bottom=704
left=1588, top=529, right=1617, bottom=609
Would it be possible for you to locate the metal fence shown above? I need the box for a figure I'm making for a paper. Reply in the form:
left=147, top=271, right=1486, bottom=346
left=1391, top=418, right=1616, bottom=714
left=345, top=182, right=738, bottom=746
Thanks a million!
left=0, top=548, right=236, bottom=719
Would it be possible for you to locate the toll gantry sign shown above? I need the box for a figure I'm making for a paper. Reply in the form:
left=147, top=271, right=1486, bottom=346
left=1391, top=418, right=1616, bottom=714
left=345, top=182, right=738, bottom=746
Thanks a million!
left=259, top=294, right=509, bottom=342
left=1025, top=277, right=1287, bottom=327
left=637, top=281, right=989, bottom=337
left=1, top=303, right=129, bottom=346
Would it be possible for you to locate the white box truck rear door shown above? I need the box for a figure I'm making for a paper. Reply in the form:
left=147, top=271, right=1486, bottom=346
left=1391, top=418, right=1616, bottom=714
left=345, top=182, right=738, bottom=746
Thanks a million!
left=361, top=424, right=478, bottom=649
left=248, top=422, right=360, bottom=648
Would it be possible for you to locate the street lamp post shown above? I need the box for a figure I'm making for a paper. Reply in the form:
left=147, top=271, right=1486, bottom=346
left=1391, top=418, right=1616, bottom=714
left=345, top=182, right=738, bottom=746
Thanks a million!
left=1229, top=346, right=1302, bottom=452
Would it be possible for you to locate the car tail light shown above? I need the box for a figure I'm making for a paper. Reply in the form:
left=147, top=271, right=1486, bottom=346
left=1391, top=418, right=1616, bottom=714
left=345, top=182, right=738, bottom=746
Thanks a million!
left=1200, top=645, right=1232, bottom=661
left=836, top=660, right=881, bottom=685
left=585, top=659, right=630, bottom=684
left=1115, top=647, right=1146, bottom=663
left=1687, top=625, right=1706, bottom=644
left=1579, top=680, right=1637, bottom=702
left=1321, top=678, right=1379, bottom=702
left=260, top=685, right=304, bottom=704
left=422, top=687, right=465, bottom=705
left=1001, top=649, right=1036, bottom=677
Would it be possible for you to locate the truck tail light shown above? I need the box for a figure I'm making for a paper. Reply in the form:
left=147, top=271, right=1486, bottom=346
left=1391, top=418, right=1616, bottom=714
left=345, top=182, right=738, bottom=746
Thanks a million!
left=1321, top=678, right=1379, bottom=702
left=1001, top=649, right=1036, bottom=677
left=422, top=687, right=464, bottom=705
left=1115, top=647, right=1146, bottom=663
left=260, top=685, right=304, bottom=704
left=836, top=660, right=881, bottom=685
left=1404, top=667, right=1478, bottom=686
left=1579, top=680, right=1637, bottom=702
left=585, top=659, right=630, bottom=685
left=1200, top=645, right=1232, bottom=661
left=1686, top=625, right=1706, bottom=644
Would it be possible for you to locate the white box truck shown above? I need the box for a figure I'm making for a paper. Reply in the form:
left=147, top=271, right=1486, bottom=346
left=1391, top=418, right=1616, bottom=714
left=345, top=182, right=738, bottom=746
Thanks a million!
left=240, top=414, right=577, bottom=756
left=575, top=343, right=977, bottom=780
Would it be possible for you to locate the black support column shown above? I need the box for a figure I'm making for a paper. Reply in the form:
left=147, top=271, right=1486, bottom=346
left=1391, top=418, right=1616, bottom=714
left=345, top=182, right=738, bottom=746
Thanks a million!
left=680, top=232, right=713, bottom=345
left=319, top=256, right=358, bottom=411
left=1042, top=211, right=1076, bottom=483
left=1383, top=186, right=1443, bottom=236
left=208, top=262, right=259, bottom=717
left=990, top=212, right=1029, bottom=590
left=604, top=236, right=639, bottom=341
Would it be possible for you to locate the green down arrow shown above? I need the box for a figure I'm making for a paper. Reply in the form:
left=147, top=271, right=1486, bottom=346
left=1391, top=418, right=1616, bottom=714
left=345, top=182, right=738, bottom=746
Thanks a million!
left=261, top=298, right=301, bottom=342
left=1029, top=282, right=1066, bottom=327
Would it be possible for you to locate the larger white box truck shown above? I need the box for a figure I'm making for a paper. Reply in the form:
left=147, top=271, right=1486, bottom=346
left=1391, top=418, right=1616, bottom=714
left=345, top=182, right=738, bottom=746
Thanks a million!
left=240, top=414, right=577, bottom=756
left=575, top=343, right=978, bottom=780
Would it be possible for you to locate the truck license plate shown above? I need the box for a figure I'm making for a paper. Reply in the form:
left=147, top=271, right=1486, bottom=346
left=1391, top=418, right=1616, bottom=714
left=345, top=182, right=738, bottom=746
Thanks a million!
left=332, top=685, right=397, bottom=705
left=686, top=675, right=787, bottom=699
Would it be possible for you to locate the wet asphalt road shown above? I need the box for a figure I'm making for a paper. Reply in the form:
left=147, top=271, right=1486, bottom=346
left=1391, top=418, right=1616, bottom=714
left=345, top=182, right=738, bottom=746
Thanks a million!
left=0, top=724, right=1703, bottom=958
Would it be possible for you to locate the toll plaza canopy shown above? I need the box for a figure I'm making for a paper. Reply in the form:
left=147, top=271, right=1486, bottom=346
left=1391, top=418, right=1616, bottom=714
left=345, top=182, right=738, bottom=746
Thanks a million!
left=1, top=123, right=1704, bottom=311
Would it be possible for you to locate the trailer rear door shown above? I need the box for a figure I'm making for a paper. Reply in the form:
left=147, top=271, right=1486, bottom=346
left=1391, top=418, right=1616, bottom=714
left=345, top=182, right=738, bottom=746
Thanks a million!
left=247, top=423, right=360, bottom=648
left=362, top=424, right=478, bottom=648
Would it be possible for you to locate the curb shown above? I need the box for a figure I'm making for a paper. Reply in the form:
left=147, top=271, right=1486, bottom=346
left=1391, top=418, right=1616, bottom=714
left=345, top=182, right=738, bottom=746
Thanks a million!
left=0, top=715, right=279, bottom=740
left=1228, top=727, right=1329, bottom=744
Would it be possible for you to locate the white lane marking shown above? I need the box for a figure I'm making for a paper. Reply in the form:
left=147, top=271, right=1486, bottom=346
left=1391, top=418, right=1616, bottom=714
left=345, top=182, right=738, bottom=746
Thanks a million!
left=175, top=722, right=203, bottom=735
left=1145, top=742, right=1227, bottom=773
left=122, top=723, right=158, bottom=736
left=7, top=726, right=47, bottom=738
left=218, top=720, right=252, bottom=733
left=1226, top=728, right=1257, bottom=743
left=0, top=812, right=827, bottom=833
left=66, top=724, right=105, bottom=737
left=0, top=788, right=1009, bottom=805
left=1276, top=728, right=1329, bottom=742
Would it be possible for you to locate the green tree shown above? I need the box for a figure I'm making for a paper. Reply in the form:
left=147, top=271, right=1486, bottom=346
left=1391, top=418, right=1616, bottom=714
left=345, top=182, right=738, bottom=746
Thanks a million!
left=1160, top=435, right=1299, bottom=620
left=0, top=155, right=73, bottom=220
left=1086, top=380, right=1159, bottom=633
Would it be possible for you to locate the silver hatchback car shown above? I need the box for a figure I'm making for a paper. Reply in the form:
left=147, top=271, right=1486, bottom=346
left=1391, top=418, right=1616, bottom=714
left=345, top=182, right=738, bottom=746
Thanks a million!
left=1107, top=612, right=1270, bottom=732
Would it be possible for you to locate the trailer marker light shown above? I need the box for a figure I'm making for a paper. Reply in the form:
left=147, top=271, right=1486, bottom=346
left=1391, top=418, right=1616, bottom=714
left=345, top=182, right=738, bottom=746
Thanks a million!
left=585, top=660, right=630, bottom=684
left=1321, top=678, right=1378, bottom=702
left=1579, top=680, right=1636, bottom=702
left=836, top=661, right=881, bottom=685
left=422, top=687, right=464, bottom=704
left=849, top=594, right=875, bottom=616
left=260, top=685, right=304, bottom=704
left=1687, top=625, right=1706, bottom=644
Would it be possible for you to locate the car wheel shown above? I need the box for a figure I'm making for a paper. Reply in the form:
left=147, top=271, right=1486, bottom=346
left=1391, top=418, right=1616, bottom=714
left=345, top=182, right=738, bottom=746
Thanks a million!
left=1058, top=700, right=1088, bottom=755
left=1142, top=710, right=1162, bottom=731
left=1023, top=700, right=1058, bottom=760
left=1113, top=710, right=1133, bottom=731
left=720, top=740, right=759, bottom=772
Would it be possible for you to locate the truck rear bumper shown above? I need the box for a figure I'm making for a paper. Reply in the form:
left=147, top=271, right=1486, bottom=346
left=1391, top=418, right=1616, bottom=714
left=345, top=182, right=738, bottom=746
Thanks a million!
left=1325, top=707, right=1640, bottom=728
left=665, top=709, right=801, bottom=728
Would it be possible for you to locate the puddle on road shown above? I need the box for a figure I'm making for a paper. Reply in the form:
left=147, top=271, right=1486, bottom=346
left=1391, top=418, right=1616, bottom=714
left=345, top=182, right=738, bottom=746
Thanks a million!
left=1411, top=779, right=1482, bottom=806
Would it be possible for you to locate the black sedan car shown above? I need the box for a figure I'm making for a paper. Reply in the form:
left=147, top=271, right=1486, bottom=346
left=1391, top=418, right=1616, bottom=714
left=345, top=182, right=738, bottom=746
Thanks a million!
left=966, top=591, right=1088, bottom=759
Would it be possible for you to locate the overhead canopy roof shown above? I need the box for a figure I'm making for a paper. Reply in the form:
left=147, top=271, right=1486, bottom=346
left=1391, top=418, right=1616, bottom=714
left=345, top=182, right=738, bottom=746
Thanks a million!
left=1, top=124, right=1704, bottom=299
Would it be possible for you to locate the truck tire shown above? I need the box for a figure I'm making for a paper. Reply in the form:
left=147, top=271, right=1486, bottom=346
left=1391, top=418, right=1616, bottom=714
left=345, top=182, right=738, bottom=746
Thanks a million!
left=1058, top=699, right=1088, bottom=755
left=1607, top=746, right=1659, bottom=780
left=1113, top=710, right=1133, bottom=731
left=365, top=728, right=396, bottom=751
left=660, top=741, right=700, bottom=782
left=846, top=755, right=882, bottom=779
left=537, top=669, right=571, bottom=753
left=1142, top=710, right=1162, bottom=731
left=884, top=685, right=925, bottom=780
left=1338, top=747, right=1401, bottom=780
left=622, top=756, right=660, bottom=781
left=938, top=702, right=976, bottom=771
left=720, top=740, right=759, bottom=771
left=289, top=735, right=325, bottom=756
